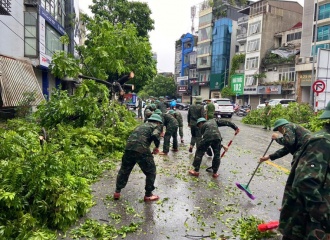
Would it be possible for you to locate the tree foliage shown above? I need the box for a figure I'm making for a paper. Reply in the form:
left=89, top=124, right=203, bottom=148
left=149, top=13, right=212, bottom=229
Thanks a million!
left=89, top=0, right=154, bottom=38
left=141, top=75, right=177, bottom=98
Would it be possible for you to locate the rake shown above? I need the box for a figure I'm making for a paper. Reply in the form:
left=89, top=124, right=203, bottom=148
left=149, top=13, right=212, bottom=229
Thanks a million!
left=236, top=139, right=274, bottom=200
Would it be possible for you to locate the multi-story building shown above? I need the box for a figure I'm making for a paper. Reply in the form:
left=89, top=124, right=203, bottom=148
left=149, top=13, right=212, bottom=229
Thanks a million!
left=236, top=0, right=303, bottom=108
left=296, top=0, right=330, bottom=104
left=0, top=0, right=80, bottom=108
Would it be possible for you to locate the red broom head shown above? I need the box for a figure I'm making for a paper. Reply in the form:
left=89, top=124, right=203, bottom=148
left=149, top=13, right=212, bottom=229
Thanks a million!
left=258, top=221, right=279, bottom=232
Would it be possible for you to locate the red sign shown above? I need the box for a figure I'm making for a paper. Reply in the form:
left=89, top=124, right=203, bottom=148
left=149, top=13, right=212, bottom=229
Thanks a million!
left=313, top=80, right=326, bottom=93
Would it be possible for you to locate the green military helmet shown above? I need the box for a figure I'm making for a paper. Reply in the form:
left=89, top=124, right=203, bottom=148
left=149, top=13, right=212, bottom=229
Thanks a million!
left=150, top=103, right=156, bottom=109
left=168, top=110, right=175, bottom=115
left=148, top=114, right=163, bottom=123
left=154, top=109, right=162, bottom=115
left=145, top=109, right=152, bottom=114
left=197, top=117, right=207, bottom=125
left=159, top=96, right=164, bottom=99
left=319, top=101, right=330, bottom=119
left=273, top=118, right=290, bottom=131
left=195, top=96, right=203, bottom=103
left=155, top=100, right=160, bottom=104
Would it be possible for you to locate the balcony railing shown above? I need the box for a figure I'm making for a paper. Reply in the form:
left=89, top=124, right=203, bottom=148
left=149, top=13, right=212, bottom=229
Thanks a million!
left=237, top=33, right=247, bottom=41
left=238, top=16, right=249, bottom=25
left=0, top=0, right=11, bottom=15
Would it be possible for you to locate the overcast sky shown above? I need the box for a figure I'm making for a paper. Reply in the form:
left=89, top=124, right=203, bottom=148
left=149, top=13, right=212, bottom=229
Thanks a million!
left=79, top=0, right=304, bottom=73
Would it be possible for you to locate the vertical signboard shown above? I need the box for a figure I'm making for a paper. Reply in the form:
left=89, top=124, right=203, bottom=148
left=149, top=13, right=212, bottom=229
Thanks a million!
left=231, top=74, right=244, bottom=95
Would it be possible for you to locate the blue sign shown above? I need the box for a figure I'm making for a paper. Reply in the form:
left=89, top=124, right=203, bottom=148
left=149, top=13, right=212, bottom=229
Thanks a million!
left=39, top=6, right=66, bottom=36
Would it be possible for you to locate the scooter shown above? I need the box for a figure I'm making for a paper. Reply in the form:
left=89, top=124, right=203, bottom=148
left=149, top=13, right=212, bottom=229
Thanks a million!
left=236, top=106, right=251, bottom=117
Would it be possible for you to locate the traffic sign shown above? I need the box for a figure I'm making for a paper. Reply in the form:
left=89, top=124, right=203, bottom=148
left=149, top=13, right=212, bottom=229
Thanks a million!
left=313, top=80, right=326, bottom=93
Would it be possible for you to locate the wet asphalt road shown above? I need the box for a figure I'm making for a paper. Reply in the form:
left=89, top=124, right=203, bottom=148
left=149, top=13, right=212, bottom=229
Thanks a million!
left=64, top=110, right=292, bottom=240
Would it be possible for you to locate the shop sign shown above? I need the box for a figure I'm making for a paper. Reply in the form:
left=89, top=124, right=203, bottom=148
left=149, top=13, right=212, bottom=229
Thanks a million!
left=257, top=85, right=282, bottom=94
left=231, top=74, right=244, bottom=95
left=299, top=71, right=312, bottom=87
left=177, top=85, right=188, bottom=92
left=243, top=87, right=257, bottom=95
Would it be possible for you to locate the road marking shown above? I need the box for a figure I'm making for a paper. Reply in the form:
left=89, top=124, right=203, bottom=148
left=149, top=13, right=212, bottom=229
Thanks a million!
left=265, top=160, right=290, bottom=174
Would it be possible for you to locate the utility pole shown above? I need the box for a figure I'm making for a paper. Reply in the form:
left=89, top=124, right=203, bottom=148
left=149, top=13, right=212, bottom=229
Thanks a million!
left=310, top=0, right=319, bottom=108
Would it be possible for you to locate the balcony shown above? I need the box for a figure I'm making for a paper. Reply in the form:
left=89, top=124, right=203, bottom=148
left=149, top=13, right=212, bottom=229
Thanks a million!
left=24, top=0, right=38, bottom=5
left=237, top=33, right=247, bottom=43
left=0, top=0, right=11, bottom=15
left=237, top=16, right=249, bottom=25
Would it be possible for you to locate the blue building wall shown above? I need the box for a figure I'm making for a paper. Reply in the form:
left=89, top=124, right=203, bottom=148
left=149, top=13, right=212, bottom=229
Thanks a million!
left=180, top=33, right=195, bottom=85
left=210, top=18, right=232, bottom=91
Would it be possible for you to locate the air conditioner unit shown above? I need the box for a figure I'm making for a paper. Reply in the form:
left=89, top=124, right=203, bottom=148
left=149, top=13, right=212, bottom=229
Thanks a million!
left=298, top=57, right=305, bottom=64
left=308, top=56, right=314, bottom=63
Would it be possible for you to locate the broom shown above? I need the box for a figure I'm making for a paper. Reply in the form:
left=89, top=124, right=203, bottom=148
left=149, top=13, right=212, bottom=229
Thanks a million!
left=206, top=131, right=239, bottom=172
left=236, top=139, right=274, bottom=200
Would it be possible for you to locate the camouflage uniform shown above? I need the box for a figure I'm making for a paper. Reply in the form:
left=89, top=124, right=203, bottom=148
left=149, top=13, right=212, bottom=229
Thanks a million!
left=279, top=124, right=330, bottom=240
left=144, top=104, right=156, bottom=119
left=188, top=100, right=205, bottom=148
left=206, top=102, right=215, bottom=120
left=192, top=119, right=238, bottom=173
left=162, top=113, right=179, bottom=153
left=269, top=123, right=312, bottom=164
left=144, top=109, right=152, bottom=123
left=174, top=111, right=184, bottom=139
left=157, top=98, right=168, bottom=114
left=263, top=104, right=272, bottom=130
left=115, top=122, right=161, bottom=196
left=137, top=98, right=143, bottom=119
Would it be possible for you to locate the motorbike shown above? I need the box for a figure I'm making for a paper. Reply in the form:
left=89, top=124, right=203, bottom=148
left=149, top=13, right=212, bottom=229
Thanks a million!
left=236, top=105, right=251, bottom=117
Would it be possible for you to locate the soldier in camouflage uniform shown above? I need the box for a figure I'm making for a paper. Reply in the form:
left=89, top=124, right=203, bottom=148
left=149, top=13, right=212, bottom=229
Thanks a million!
left=205, top=99, right=215, bottom=120
left=157, top=96, right=168, bottom=114
left=173, top=110, right=184, bottom=143
left=144, top=103, right=156, bottom=120
left=144, top=109, right=152, bottom=123
left=137, top=97, right=143, bottom=120
left=158, top=110, right=179, bottom=155
left=187, top=96, right=205, bottom=152
left=188, top=117, right=239, bottom=178
left=278, top=102, right=330, bottom=240
left=263, top=100, right=272, bottom=130
left=260, top=119, right=311, bottom=165
left=113, top=114, right=163, bottom=202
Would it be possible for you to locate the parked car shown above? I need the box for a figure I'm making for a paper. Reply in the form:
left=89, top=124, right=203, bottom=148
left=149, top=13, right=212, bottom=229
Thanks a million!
left=164, top=100, right=189, bottom=110
left=203, top=98, right=234, bottom=118
left=257, top=99, right=296, bottom=109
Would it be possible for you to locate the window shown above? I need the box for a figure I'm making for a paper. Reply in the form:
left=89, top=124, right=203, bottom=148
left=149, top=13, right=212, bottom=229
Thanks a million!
left=245, top=75, right=256, bottom=86
left=189, top=69, right=197, bottom=78
left=197, top=43, right=211, bottom=55
left=287, top=32, right=301, bottom=42
left=278, top=67, right=295, bottom=82
left=198, top=27, right=212, bottom=41
left=247, top=39, right=260, bottom=52
left=319, top=3, right=330, bottom=20
left=312, top=43, right=330, bottom=56
left=198, top=71, right=210, bottom=82
left=197, top=56, right=211, bottom=68
left=317, top=25, right=330, bottom=42
left=189, top=52, right=197, bottom=65
left=41, top=0, right=65, bottom=26
left=245, top=57, right=259, bottom=69
left=46, top=24, right=63, bottom=56
left=248, top=21, right=261, bottom=36
left=24, top=11, right=38, bottom=57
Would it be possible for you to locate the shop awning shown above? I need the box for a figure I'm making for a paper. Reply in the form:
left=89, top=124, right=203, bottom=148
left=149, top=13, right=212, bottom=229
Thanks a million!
left=0, top=55, right=45, bottom=107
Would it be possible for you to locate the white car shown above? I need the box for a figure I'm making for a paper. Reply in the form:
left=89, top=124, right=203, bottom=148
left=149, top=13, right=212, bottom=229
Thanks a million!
left=257, top=99, right=296, bottom=109
left=203, top=98, right=234, bottom=118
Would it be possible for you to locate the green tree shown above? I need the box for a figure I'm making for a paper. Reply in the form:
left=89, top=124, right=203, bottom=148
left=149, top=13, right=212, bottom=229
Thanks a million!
left=89, top=0, right=154, bottom=38
left=142, top=75, right=177, bottom=98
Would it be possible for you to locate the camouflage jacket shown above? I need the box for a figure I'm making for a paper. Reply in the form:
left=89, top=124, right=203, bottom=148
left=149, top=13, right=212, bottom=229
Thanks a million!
left=174, top=111, right=183, bottom=127
left=270, top=123, right=312, bottom=162
left=200, top=119, right=238, bottom=146
left=162, top=113, right=178, bottom=129
left=206, top=103, right=215, bottom=119
left=188, top=104, right=205, bottom=126
left=279, top=125, right=330, bottom=239
left=125, top=122, right=161, bottom=154
left=157, top=101, right=167, bottom=113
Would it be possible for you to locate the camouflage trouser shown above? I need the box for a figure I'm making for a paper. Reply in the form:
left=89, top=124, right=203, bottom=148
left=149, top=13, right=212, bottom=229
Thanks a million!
left=163, top=126, right=178, bottom=153
left=264, top=116, right=271, bottom=128
left=178, top=126, right=183, bottom=139
left=192, top=139, right=221, bottom=173
left=190, top=125, right=201, bottom=148
left=115, top=150, right=156, bottom=196
left=138, top=108, right=143, bottom=119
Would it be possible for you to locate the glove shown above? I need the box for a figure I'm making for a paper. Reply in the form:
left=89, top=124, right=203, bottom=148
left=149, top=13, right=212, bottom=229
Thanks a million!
left=152, top=148, right=159, bottom=154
